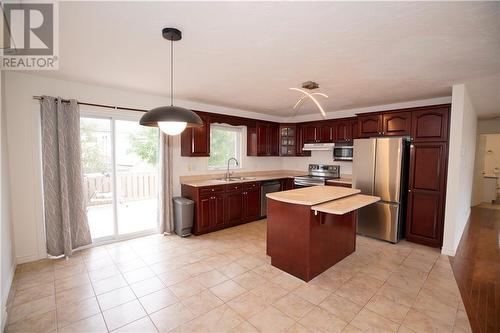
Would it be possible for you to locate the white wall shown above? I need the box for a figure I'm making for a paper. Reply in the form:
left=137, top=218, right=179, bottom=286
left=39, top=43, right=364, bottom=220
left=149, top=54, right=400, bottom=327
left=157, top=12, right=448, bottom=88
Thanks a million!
left=442, top=84, right=477, bottom=256
left=1, top=72, right=16, bottom=331
left=4, top=72, right=451, bottom=263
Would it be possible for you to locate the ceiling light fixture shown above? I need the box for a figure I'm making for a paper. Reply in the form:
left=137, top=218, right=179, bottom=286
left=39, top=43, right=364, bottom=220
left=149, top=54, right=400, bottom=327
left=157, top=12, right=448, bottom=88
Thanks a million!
left=290, top=81, right=328, bottom=118
left=140, top=28, right=203, bottom=135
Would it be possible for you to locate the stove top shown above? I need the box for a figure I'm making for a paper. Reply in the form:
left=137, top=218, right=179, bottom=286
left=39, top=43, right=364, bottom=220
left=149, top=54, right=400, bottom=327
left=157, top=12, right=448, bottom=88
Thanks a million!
left=294, top=164, right=341, bottom=187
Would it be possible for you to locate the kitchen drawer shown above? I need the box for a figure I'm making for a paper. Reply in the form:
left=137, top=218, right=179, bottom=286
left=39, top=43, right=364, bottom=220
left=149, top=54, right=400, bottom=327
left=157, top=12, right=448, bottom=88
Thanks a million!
left=225, top=184, right=243, bottom=193
left=199, top=185, right=225, bottom=196
left=243, top=182, right=261, bottom=191
left=327, top=181, right=352, bottom=188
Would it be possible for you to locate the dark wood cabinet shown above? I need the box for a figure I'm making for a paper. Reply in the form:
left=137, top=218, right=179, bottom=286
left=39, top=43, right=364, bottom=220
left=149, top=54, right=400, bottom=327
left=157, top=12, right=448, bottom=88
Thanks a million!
left=351, top=119, right=359, bottom=140
left=295, top=125, right=311, bottom=156
left=411, top=106, right=449, bottom=142
left=334, top=120, right=352, bottom=143
left=382, top=112, right=411, bottom=136
left=248, top=122, right=279, bottom=156
left=303, top=124, right=318, bottom=143
left=320, top=123, right=335, bottom=143
left=326, top=181, right=352, bottom=188
left=281, top=178, right=294, bottom=190
left=303, top=122, right=334, bottom=143
left=243, top=183, right=261, bottom=221
left=279, top=125, right=296, bottom=156
left=197, top=195, right=212, bottom=233
left=225, top=185, right=243, bottom=224
left=406, top=142, right=448, bottom=247
left=181, top=115, right=210, bottom=156
left=358, top=114, right=383, bottom=138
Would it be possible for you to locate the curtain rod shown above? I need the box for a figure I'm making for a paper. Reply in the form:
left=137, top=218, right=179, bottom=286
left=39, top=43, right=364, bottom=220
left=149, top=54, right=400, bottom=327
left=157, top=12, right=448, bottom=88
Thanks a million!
left=33, top=96, right=148, bottom=113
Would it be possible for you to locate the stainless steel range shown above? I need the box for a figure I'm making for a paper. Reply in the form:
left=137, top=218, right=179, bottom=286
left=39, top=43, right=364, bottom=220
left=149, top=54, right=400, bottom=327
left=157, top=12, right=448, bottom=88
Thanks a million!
left=294, top=164, right=340, bottom=187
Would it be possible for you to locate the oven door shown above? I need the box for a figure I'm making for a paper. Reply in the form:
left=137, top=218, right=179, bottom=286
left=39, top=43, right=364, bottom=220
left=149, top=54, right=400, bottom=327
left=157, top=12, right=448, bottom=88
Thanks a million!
left=333, top=146, right=353, bottom=161
left=294, top=177, right=325, bottom=188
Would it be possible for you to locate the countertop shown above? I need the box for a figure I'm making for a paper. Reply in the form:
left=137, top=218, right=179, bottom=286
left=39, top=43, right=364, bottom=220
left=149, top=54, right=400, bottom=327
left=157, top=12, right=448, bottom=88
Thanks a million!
left=266, top=185, right=360, bottom=206
left=311, top=194, right=380, bottom=215
left=181, top=171, right=305, bottom=187
left=326, top=176, right=352, bottom=185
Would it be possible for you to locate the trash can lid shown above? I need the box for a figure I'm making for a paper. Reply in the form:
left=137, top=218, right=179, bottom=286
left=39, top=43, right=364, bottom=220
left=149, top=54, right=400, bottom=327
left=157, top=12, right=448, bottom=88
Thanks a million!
left=172, top=197, right=194, bottom=205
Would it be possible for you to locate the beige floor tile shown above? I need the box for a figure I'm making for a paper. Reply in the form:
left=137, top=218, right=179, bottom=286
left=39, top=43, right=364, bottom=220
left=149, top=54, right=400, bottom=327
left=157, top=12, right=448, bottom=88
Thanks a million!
left=150, top=302, right=195, bottom=333
left=292, top=284, right=331, bottom=305
left=274, top=293, right=314, bottom=320
left=178, top=304, right=244, bottom=333
left=232, top=270, right=269, bottom=290
left=8, top=295, right=56, bottom=324
left=139, top=288, right=179, bottom=314
left=249, top=282, right=289, bottom=304
left=102, top=299, right=147, bottom=331
left=56, top=297, right=101, bottom=328
left=229, top=320, right=260, bottom=333
left=54, top=263, right=86, bottom=281
left=365, top=294, right=411, bottom=324
left=15, top=272, right=55, bottom=291
left=341, top=324, right=364, bottom=333
left=116, top=258, right=147, bottom=273
left=287, top=323, right=312, bottom=333
left=58, top=313, right=107, bottom=333
left=403, top=308, right=453, bottom=333
left=6, top=310, right=56, bottom=333
left=182, top=261, right=213, bottom=277
left=97, top=286, right=136, bottom=311
left=11, top=281, right=55, bottom=307
left=56, top=283, right=95, bottom=306
left=194, top=269, right=229, bottom=288
left=271, top=272, right=306, bottom=291
left=298, top=306, right=347, bottom=333
left=55, top=273, right=92, bottom=294
left=92, top=274, right=128, bottom=295
left=308, top=273, right=344, bottom=292
left=218, top=262, right=248, bottom=278
left=335, top=281, right=378, bottom=306
left=411, top=290, right=458, bottom=325
left=181, top=289, right=224, bottom=316
left=169, top=277, right=206, bottom=299
left=318, top=294, right=362, bottom=322
left=210, top=280, right=247, bottom=302
left=252, top=263, right=283, bottom=280
left=114, top=316, right=159, bottom=332
left=88, top=265, right=121, bottom=282
left=375, top=283, right=419, bottom=307
left=350, top=308, right=400, bottom=333
left=85, top=257, right=115, bottom=272
left=453, top=309, right=473, bottom=333
left=248, top=306, right=296, bottom=333
left=122, top=266, right=155, bottom=284
left=130, top=276, right=165, bottom=297
left=227, top=291, right=268, bottom=319
left=157, top=268, right=191, bottom=286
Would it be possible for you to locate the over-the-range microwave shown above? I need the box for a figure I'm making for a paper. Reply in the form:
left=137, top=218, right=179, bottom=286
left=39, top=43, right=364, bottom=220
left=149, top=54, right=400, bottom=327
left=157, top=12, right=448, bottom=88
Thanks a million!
left=333, top=145, right=353, bottom=161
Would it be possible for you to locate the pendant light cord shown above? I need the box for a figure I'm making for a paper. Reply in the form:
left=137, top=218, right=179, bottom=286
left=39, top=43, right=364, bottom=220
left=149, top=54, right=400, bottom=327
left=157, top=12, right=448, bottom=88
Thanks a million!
left=170, top=39, right=174, bottom=106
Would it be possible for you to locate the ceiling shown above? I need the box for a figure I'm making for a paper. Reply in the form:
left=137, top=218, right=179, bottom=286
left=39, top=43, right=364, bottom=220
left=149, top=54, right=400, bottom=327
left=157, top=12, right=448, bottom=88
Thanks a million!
left=34, top=1, right=500, bottom=117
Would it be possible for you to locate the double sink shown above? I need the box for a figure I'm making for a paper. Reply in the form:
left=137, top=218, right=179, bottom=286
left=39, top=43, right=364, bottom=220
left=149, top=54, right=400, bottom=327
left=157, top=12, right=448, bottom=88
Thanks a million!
left=214, top=176, right=257, bottom=182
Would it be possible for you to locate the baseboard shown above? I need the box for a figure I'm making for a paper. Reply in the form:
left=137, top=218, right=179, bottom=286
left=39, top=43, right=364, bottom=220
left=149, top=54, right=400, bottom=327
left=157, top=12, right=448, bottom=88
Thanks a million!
left=16, top=252, right=44, bottom=265
left=1, top=260, right=17, bottom=332
left=441, top=247, right=456, bottom=256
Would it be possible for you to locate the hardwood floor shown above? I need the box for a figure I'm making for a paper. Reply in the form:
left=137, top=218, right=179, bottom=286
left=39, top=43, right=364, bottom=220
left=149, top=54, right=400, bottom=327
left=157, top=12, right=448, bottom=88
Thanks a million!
left=450, top=206, right=500, bottom=333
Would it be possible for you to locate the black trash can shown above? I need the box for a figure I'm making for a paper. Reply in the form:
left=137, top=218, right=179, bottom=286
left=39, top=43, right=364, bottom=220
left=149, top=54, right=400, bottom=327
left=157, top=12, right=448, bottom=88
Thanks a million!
left=172, top=197, right=194, bottom=237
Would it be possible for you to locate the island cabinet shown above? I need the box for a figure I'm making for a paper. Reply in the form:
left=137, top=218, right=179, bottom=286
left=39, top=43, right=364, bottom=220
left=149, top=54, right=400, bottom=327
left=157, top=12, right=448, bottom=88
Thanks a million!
left=247, top=122, right=279, bottom=156
left=181, top=182, right=262, bottom=235
left=180, top=115, right=210, bottom=156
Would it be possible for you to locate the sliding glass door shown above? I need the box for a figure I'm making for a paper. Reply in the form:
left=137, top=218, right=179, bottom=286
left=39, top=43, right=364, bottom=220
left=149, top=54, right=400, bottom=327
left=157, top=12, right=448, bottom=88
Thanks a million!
left=80, top=116, right=159, bottom=242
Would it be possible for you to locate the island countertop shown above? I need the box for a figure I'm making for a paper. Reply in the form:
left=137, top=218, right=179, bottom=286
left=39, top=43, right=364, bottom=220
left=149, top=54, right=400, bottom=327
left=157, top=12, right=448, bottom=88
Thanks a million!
left=311, top=194, right=380, bottom=215
left=266, top=185, right=360, bottom=206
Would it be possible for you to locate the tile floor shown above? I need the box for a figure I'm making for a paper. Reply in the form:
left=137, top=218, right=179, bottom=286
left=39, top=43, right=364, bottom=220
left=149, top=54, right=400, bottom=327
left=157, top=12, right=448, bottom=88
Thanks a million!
left=6, top=219, right=472, bottom=333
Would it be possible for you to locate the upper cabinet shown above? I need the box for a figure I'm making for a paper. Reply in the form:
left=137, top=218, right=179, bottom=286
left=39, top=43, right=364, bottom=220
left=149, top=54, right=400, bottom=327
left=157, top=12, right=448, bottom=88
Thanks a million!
left=247, top=121, right=279, bottom=156
left=181, top=115, right=210, bottom=156
left=358, top=114, right=383, bottom=138
left=320, top=123, right=335, bottom=143
left=279, top=125, right=296, bottom=156
left=303, top=122, right=334, bottom=143
left=411, top=106, right=449, bottom=142
left=295, top=125, right=311, bottom=156
left=382, top=112, right=411, bottom=136
left=334, top=120, right=352, bottom=143
left=351, top=118, right=359, bottom=140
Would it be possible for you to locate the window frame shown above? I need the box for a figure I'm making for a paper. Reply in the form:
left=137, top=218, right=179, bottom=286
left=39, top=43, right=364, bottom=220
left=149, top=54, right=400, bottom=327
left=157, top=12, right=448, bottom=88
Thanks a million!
left=207, top=123, right=244, bottom=171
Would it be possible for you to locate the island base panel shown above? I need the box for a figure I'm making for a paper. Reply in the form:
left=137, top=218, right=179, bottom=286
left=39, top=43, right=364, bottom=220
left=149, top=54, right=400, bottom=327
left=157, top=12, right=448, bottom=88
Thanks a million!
left=266, top=198, right=356, bottom=282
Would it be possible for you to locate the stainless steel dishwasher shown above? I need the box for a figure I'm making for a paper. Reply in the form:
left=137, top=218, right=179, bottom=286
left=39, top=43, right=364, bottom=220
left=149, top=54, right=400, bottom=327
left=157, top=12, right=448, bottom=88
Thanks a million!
left=260, top=180, right=282, bottom=217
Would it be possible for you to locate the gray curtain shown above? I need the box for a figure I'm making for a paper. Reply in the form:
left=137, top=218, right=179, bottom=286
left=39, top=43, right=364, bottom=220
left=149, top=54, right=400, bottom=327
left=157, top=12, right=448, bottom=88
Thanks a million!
left=158, top=133, right=174, bottom=234
left=40, top=96, right=92, bottom=256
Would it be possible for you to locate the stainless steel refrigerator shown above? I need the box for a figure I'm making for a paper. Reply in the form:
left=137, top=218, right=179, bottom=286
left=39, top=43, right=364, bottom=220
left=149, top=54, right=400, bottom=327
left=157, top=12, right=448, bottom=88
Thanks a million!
left=352, top=137, right=409, bottom=243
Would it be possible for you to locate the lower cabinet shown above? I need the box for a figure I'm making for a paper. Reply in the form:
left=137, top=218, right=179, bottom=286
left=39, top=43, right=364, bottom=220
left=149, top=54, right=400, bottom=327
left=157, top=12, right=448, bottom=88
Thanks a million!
left=182, top=181, right=263, bottom=235
left=326, top=181, right=352, bottom=188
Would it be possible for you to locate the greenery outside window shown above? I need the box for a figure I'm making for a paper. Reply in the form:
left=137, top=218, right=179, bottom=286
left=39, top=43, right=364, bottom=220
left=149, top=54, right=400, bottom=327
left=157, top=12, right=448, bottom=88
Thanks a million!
left=208, top=124, right=243, bottom=170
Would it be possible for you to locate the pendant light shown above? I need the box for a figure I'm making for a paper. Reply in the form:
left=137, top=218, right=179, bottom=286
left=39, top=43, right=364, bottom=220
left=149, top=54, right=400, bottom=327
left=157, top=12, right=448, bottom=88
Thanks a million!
left=140, top=28, right=203, bottom=135
left=289, top=81, right=328, bottom=118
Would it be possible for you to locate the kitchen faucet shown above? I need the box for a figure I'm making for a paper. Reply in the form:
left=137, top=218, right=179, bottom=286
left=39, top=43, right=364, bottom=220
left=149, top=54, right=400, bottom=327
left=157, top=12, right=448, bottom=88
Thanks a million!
left=225, top=157, right=239, bottom=180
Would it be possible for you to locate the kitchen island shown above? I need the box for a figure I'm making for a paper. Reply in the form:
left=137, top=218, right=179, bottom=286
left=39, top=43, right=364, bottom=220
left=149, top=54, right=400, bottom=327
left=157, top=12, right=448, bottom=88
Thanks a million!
left=266, top=186, right=379, bottom=282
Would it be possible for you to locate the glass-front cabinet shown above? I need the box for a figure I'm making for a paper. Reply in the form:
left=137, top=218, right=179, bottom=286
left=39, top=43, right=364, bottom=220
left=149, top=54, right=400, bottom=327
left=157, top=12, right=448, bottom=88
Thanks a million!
left=280, top=125, right=296, bottom=156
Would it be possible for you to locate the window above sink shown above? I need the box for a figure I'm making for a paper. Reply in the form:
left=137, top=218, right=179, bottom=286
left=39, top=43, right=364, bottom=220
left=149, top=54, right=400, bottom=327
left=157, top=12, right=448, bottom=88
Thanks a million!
left=208, top=124, right=243, bottom=170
